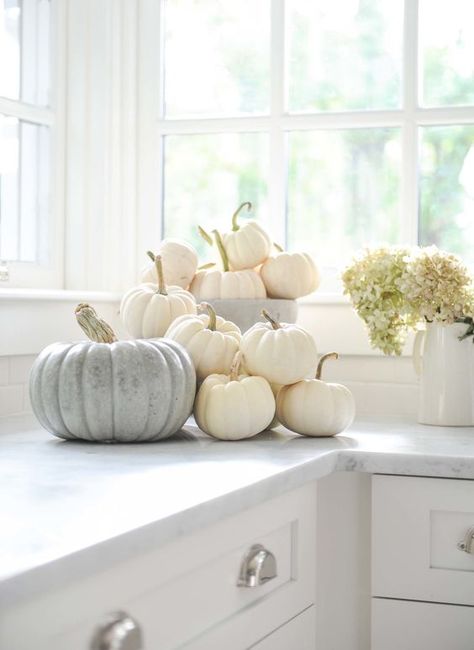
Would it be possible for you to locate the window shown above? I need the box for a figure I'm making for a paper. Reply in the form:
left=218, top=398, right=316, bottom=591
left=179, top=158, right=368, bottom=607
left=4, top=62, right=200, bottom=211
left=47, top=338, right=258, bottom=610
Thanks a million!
left=0, top=0, right=60, bottom=288
left=156, top=0, right=474, bottom=292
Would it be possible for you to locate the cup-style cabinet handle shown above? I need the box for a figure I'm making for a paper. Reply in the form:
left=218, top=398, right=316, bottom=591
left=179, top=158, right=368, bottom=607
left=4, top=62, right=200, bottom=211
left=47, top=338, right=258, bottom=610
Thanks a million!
left=90, top=611, right=143, bottom=650
left=457, top=526, right=474, bottom=554
left=237, top=544, right=277, bottom=588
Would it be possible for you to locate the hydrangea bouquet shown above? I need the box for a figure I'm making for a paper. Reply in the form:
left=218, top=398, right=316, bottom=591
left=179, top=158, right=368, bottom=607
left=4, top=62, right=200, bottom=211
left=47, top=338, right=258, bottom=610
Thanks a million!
left=342, top=246, right=474, bottom=355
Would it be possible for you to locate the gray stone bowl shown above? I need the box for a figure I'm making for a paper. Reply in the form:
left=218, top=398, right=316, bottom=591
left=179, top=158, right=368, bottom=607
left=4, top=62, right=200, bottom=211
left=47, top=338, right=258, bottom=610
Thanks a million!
left=207, top=298, right=298, bottom=333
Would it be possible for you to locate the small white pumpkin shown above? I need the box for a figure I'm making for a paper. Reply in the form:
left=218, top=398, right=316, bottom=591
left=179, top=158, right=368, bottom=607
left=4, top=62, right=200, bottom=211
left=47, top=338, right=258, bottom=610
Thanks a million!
left=241, top=310, right=318, bottom=385
left=276, top=352, right=355, bottom=437
left=194, top=351, right=275, bottom=440
left=221, top=202, right=272, bottom=271
left=121, top=252, right=197, bottom=339
left=260, top=245, right=320, bottom=299
left=190, top=228, right=266, bottom=300
left=165, top=302, right=241, bottom=382
left=141, top=238, right=198, bottom=289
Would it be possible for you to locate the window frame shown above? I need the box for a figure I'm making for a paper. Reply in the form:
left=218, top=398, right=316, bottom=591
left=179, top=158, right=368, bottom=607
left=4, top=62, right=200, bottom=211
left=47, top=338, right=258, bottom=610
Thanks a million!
left=0, top=0, right=66, bottom=289
left=150, top=0, right=474, bottom=297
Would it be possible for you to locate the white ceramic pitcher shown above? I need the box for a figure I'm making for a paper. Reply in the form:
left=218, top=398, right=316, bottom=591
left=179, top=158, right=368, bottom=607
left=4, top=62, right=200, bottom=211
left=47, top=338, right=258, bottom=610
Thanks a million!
left=413, top=322, right=474, bottom=426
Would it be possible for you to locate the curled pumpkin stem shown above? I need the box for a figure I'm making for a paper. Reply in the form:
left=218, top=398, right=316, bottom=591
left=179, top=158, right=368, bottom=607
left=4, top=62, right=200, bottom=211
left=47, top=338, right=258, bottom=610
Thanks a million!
left=229, top=350, right=243, bottom=381
left=75, top=303, right=118, bottom=344
left=147, top=251, right=167, bottom=295
left=273, top=242, right=284, bottom=253
left=199, top=302, right=217, bottom=331
left=262, top=309, right=281, bottom=330
left=231, top=201, right=252, bottom=232
left=212, top=229, right=230, bottom=272
left=316, top=352, right=339, bottom=380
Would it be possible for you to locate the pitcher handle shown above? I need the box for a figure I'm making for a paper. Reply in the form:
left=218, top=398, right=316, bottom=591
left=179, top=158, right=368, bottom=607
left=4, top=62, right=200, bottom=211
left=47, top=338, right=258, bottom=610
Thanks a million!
left=413, top=329, right=425, bottom=377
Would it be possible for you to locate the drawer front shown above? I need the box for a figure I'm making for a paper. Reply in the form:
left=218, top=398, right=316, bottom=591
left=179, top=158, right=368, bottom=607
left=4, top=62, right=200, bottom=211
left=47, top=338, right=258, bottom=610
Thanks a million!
left=372, top=598, right=474, bottom=650
left=372, top=475, right=474, bottom=605
left=1, top=483, right=316, bottom=650
left=250, top=606, right=316, bottom=650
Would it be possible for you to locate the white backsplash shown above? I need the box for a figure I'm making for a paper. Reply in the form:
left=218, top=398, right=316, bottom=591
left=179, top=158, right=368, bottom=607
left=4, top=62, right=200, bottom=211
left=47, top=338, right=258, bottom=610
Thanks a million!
left=0, top=353, right=419, bottom=420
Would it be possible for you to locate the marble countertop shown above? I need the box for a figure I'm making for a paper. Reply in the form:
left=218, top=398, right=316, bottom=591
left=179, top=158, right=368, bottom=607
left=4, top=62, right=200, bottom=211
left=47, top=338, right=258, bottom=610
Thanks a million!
left=1, top=414, right=474, bottom=605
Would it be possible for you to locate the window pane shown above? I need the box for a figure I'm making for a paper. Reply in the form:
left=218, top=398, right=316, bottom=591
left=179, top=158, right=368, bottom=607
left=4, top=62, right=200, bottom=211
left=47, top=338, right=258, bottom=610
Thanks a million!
left=287, top=128, right=401, bottom=268
left=420, top=0, right=474, bottom=107
left=0, top=0, right=50, bottom=105
left=419, top=125, right=474, bottom=267
left=287, top=0, right=403, bottom=113
left=163, top=133, right=269, bottom=258
left=0, top=115, right=50, bottom=262
left=163, top=0, right=270, bottom=117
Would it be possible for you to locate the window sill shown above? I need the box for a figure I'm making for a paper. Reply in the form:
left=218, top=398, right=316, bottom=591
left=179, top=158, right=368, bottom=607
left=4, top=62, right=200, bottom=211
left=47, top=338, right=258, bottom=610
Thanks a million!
left=0, top=289, right=122, bottom=303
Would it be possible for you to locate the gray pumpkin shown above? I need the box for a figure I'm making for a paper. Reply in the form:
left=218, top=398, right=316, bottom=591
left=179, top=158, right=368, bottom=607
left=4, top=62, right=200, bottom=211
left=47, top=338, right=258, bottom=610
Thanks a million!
left=29, top=304, right=196, bottom=442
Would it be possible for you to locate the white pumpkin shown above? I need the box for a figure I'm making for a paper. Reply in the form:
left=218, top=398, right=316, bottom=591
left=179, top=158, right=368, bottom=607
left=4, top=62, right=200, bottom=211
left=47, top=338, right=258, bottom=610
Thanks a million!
left=190, top=228, right=266, bottom=300
left=241, top=310, right=318, bottom=385
left=121, top=253, right=196, bottom=338
left=141, top=239, right=198, bottom=289
left=221, top=202, right=272, bottom=271
left=165, top=302, right=241, bottom=382
left=194, top=351, right=275, bottom=440
left=260, top=246, right=320, bottom=299
left=276, top=352, right=355, bottom=437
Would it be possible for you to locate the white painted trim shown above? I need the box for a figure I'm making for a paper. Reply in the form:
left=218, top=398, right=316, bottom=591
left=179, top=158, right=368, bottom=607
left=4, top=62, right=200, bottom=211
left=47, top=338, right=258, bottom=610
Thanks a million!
left=0, top=97, right=53, bottom=126
left=0, top=289, right=121, bottom=302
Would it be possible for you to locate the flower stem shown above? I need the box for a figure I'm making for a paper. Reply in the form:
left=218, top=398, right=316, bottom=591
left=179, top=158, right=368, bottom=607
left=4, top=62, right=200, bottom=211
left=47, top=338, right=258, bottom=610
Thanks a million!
left=261, top=309, right=281, bottom=330
left=75, top=303, right=118, bottom=343
left=229, top=351, right=243, bottom=380
left=199, top=302, right=217, bottom=331
left=316, top=352, right=339, bottom=380
left=231, top=202, right=252, bottom=231
left=147, top=251, right=167, bottom=295
left=212, top=229, right=230, bottom=272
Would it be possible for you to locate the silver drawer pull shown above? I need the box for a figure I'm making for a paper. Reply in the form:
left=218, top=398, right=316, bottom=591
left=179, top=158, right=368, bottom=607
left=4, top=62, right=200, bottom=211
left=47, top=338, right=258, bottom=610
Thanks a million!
left=91, top=611, right=143, bottom=650
left=457, top=526, right=474, bottom=554
left=237, top=544, right=277, bottom=588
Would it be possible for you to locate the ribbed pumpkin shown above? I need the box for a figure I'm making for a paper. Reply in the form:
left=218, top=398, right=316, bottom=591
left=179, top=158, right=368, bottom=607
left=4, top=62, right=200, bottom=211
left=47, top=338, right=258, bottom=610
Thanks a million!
left=29, top=304, right=196, bottom=442
left=141, top=238, right=198, bottom=289
left=221, top=202, right=272, bottom=271
left=121, top=252, right=197, bottom=339
left=190, top=228, right=266, bottom=300
left=260, top=245, right=320, bottom=299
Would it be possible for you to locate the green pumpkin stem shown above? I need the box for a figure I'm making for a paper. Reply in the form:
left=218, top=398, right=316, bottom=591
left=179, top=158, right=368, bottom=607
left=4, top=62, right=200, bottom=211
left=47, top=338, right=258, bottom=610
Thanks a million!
left=229, top=351, right=243, bottom=381
left=231, top=201, right=252, bottom=231
left=75, top=303, right=118, bottom=344
left=273, top=242, right=284, bottom=253
left=146, top=251, right=167, bottom=295
left=198, top=262, right=216, bottom=271
left=198, top=225, right=213, bottom=246
left=212, top=229, right=230, bottom=272
left=316, top=352, right=339, bottom=380
left=261, top=309, right=281, bottom=330
left=200, top=302, right=217, bottom=331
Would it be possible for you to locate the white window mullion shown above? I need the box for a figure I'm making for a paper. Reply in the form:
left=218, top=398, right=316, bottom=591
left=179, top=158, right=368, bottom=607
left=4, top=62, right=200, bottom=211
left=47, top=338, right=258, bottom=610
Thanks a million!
left=401, top=0, right=420, bottom=246
left=0, top=97, right=53, bottom=126
left=269, top=0, right=287, bottom=247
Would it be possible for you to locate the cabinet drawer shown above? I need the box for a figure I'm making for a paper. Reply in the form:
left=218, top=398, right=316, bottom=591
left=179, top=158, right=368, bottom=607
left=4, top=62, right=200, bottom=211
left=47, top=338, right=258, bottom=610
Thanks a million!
left=372, top=598, right=474, bottom=650
left=1, top=483, right=316, bottom=650
left=372, top=475, right=474, bottom=606
left=250, top=606, right=316, bottom=650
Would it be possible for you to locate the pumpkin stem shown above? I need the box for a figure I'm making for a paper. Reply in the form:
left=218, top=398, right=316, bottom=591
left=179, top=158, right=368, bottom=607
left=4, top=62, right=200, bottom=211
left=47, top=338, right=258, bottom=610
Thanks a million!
left=198, top=225, right=213, bottom=246
left=229, top=351, right=243, bottom=381
left=75, top=303, right=118, bottom=344
left=212, top=229, right=230, bottom=272
left=199, top=302, right=217, bottom=331
left=261, top=309, right=281, bottom=330
left=146, top=251, right=167, bottom=295
left=316, top=352, right=339, bottom=380
left=198, top=262, right=216, bottom=270
left=231, top=201, right=252, bottom=232
left=273, top=242, right=284, bottom=253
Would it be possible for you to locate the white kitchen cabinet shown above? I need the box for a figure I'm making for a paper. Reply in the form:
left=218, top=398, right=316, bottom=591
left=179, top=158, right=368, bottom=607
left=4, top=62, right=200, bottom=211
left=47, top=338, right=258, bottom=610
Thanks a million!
left=372, top=475, right=474, bottom=649
left=250, top=606, right=316, bottom=650
left=1, top=483, right=317, bottom=650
